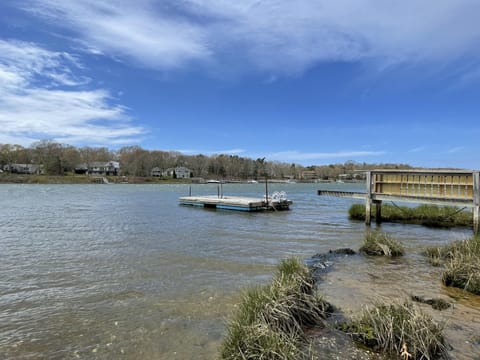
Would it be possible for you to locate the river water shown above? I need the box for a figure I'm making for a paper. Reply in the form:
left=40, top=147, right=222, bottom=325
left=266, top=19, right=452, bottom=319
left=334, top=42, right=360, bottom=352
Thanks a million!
left=0, top=183, right=478, bottom=359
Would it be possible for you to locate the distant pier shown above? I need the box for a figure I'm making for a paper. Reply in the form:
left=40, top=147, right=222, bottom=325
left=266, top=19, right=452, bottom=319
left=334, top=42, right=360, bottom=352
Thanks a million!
left=318, top=169, right=480, bottom=234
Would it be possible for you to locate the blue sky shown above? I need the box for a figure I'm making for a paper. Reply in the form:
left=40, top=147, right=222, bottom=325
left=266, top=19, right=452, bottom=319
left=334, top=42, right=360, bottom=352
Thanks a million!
left=1, top=1, right=479, bottom=168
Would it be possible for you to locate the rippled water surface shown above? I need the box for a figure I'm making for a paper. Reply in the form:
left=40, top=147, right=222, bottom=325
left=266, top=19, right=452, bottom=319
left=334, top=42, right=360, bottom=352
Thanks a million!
left=0, top=183, right=479, bottom=359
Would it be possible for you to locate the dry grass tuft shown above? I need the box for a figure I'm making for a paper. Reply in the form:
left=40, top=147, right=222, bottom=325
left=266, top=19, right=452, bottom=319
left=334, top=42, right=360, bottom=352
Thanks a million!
left=359, top=231, right=405, bottom=257
left=339, top=300, right=448, bottom=359
left=424, top=236, right=480, bottom=295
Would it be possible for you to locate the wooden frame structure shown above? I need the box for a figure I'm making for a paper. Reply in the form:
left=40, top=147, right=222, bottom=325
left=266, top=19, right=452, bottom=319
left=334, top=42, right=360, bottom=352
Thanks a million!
left=319, top=169, right=480, bottom=234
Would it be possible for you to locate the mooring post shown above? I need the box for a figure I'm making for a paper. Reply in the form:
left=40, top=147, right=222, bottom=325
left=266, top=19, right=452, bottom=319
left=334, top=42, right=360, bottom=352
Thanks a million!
left=473, top=171, right=479, bottom=235
left=265, top=174, right=269, bottom=206
left=375, top=200, right=382, bottom=224
left=365, top=171, right=372, bottom=225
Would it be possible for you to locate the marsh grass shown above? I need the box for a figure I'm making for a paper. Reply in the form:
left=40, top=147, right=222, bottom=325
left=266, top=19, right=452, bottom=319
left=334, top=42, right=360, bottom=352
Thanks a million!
left=442, top=237, right=480, bottom=295
left=220, top=257, right=332, bottom=360
left=349, top=203, right=472, bottom=228
left=340, top=301, right=448, bottom=359
left=423, top=236, right=480, bottom=294
left=359, top=231, right=405, bottom=257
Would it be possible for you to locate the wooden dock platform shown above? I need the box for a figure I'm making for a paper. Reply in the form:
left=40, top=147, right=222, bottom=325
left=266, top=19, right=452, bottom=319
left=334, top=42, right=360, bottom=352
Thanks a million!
left=179, top=194, right=292, bottom=212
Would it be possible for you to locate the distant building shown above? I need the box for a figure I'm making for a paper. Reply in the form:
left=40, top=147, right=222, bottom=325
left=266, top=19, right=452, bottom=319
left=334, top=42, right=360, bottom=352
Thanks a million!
left=301, top=170, right=317, bottom=180
left=151, top=167, right=162, bottom=177
left=163, top=166, right=192, bottom=179
left=83, top=161, right=120, bottom=175
left=338, top=173, right=353, bottom=181
left=74, top=164, right=88, bottom=174
left=4, top=163, right=43, bottom=175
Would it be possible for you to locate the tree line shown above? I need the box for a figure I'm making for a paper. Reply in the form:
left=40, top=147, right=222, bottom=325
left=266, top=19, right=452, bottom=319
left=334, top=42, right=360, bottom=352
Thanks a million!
left=0, top=140, right=411, bottom=179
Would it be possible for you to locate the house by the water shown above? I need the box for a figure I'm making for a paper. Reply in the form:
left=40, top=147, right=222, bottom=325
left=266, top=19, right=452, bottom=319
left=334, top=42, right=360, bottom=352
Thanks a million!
left=74, top=161, right=120, bottom=175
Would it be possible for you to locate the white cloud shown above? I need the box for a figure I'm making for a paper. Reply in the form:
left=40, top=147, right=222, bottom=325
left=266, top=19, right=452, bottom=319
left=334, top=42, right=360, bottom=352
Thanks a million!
left=177, top=148, right=246, bottom=156
left=0, top=39, right=145, bottom=146
left=267, top=150, right=385, bottom=162
left=24, top=0, right=211, bottom=70
left=22, top=0, right=480, bottom=76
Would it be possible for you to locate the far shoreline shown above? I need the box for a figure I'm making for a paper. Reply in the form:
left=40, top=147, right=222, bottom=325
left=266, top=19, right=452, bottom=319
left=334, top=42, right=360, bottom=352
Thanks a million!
left=0, top=174, right=358, bottom=185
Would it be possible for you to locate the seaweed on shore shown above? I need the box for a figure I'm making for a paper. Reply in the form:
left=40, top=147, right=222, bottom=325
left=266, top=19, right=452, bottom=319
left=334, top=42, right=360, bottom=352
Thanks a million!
left=411, top=295, right=451, bottom=311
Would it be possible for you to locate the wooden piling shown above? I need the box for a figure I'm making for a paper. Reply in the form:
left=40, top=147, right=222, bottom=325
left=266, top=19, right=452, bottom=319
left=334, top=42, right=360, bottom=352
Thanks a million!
left=365, top=171, right=372, bottom=225
left=474, top=171, right=479, bottom=235
left=375, top=200, right=382, bottom=224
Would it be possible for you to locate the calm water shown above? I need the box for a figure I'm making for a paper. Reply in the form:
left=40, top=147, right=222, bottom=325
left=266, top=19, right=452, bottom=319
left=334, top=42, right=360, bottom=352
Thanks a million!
left=0, top=183, right=479, bottom=359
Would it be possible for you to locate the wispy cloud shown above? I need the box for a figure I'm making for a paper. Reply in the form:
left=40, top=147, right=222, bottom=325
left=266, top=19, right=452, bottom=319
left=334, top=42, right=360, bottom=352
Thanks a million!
left=22, top=0, right=480, bottom=77
left=267, top=150, right=385, bottom=162
left=177, top=148, right=246, bottom=156
left=408, top=146, right=427, bottom=153
left=447, top=146, right=466, bottom=154
left=24, top=0, right=211, bottom=70
left=0, top=39, right=145, bottom=146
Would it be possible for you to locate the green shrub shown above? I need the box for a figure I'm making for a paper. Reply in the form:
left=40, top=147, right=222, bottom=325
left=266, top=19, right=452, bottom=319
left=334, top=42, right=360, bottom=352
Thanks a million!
left=360, top=231, right=405, bottom=257
left=340, top=301, right=448, bottom=359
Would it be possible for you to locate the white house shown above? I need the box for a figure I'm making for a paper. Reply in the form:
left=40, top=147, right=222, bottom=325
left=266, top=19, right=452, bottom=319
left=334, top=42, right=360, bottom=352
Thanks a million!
left=163, top=166, right=192, bottom=179
left=87, top=161, right=120, bottom=175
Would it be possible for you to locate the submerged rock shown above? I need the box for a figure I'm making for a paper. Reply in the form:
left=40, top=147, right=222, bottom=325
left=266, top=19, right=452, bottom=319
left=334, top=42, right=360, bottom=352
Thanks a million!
left=329, top=248, right=357, bottom=255
left=411, top=295, right=451, bottom=310
left=307, top=248, right=357, bottom=281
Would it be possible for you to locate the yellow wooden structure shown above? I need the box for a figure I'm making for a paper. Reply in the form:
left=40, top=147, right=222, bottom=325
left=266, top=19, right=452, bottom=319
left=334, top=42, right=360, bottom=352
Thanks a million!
left=366, top=170, right=479, bottom=234
left=319, top=169, right=480, bottom=234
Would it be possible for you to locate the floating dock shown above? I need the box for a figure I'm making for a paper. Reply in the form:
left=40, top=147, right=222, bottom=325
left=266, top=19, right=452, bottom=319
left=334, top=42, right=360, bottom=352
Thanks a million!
left=179, top=193, right=292, bottom=212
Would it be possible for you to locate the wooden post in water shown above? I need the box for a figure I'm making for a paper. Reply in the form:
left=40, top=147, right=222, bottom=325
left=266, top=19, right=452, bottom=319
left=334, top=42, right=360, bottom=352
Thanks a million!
left=265, top=174, right=269, bottom=207
left=375, top=200, right=382, bottom=224
left=365, top=171, right=372, bottom=225
left=474, top=171, right=479, bottom=235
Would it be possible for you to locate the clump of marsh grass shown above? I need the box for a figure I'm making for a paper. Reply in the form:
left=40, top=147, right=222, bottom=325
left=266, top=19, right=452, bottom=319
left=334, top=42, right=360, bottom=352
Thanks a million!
left=359, top=231, right=405, bottom=257
left=442, top=237, right=480, bottom=295
left=220, top=257, right=332, bottom=360
left=349, top=203, right=472, bottom=228
left=423, top=236, right=480, bottom=295
left=339, top=300, right=448, bottom=359
left=422, top=246, right=447, bottom=267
